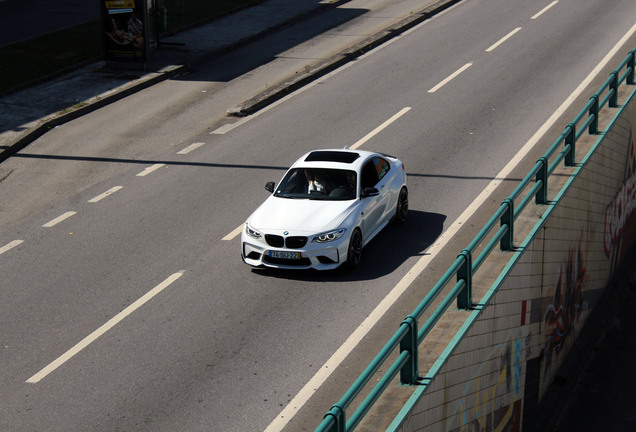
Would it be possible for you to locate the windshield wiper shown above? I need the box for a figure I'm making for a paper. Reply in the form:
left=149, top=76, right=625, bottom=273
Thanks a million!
left=275, top=194, right=305, bottom=199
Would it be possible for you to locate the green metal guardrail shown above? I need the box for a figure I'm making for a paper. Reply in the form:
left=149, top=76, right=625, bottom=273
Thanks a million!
left=315, top=47, right=636, bottom=432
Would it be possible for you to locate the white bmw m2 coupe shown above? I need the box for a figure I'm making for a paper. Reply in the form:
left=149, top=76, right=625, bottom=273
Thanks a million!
left=241, top=148, right=408, bottom=270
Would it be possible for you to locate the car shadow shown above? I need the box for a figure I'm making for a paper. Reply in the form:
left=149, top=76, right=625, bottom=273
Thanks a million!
left=250, top=210, right=446, bottom=282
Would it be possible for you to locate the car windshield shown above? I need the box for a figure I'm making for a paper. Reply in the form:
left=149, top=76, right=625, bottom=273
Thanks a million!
left=274, top=168, right=357, bottom=200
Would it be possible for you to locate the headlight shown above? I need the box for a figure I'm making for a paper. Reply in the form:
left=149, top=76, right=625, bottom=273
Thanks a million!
left=245, top=223, right=262, bottom=239
left=312, top=228, right=346, bottom=243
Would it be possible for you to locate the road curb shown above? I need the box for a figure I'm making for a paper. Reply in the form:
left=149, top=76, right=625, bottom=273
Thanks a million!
left=1, top=0, right=461, bottom=162
left=0, top=0, right=351, bottom=163
left=227, top=0, right=462, bottom=117
left=0, top=65, right=187, bottom=164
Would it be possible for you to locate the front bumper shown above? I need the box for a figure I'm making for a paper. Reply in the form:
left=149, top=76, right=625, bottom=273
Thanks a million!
left=241, top=231, right=349, bottom=271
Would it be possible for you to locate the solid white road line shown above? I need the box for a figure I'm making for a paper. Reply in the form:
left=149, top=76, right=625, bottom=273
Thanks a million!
left=0, top=240, right=23, bottom=255
left=42, top=211, right=76, bottom=228
left=26, top=271, right=184, bottom=383
left=485, top=27, right=522, bottom=52
left=264, top=23, right=636, bottom=432
left=428, top=63, right=473, bottom=93
left=136, top=163, right=165, bottom=177
left=177, top=142, right=206, bottom=154
left=350, top=107, right=411, bottom=150
left=88, top=186, right=123, bottom=203
left=532, top=1, right=559, bottom=19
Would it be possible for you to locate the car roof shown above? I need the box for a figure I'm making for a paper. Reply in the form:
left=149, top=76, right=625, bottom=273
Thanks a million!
left=290, top=148, right=382, bottom=171
left=304, top=150, right=361, bottom=163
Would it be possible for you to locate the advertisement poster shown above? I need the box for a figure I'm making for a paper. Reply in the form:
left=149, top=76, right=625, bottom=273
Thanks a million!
left=101, top=0, right=148, bottom=62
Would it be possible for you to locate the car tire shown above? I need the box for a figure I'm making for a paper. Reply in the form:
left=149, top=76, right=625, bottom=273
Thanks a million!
left=394, top=187, right=408, bottom=225
left=345, top=228, right=362, bottom=269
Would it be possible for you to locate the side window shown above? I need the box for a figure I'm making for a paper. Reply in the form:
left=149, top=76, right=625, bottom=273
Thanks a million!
left=361, top=160, right=379, bottom=190
left=374, top=157, right=390, bottom=181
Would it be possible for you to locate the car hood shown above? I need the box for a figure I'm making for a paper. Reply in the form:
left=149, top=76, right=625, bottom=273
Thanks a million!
left=248, top=196, right=358, bottom=234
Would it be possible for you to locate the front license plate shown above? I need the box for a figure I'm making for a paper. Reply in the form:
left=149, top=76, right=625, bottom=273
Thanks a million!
left=269, top=250, right=301, bottom=260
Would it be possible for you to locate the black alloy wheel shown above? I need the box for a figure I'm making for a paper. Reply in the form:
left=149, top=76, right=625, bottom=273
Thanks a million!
left=394, top=187, right=408, bottom=224
left=345, top=229, right=362, bottom=269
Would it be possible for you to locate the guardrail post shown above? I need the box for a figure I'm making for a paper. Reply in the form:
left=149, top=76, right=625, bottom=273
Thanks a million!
left=536, top=157, right=548, bottom=204
left=565, top=123, right=576, bottom=166
left=588, top=95, right=599, bottom=134
left=399, top=316, right=419, bottom=384
left=457, top=250, right=472, bottom=310
left=500, top=198, right=514, bottom=251
left=323, top=404, right=346, bottom=432
left=628, top=49, right=635, bottom=85
left=609, top=71, right=618, bottom=108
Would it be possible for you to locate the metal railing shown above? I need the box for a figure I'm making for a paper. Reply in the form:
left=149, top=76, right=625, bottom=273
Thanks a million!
left=315, top=47, right=636, bottom=432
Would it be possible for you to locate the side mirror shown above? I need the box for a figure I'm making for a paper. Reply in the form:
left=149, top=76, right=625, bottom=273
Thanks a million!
left=362, top=187, right=379, bottom=198
left=265, top=182, right=275, bottom=193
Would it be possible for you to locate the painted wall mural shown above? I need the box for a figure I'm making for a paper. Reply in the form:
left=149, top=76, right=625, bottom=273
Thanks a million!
left=543, top=237, right=587, bottom=373
left=604, top=119, right=636, bottom=270
left=446, top=331, right=524, bottom=432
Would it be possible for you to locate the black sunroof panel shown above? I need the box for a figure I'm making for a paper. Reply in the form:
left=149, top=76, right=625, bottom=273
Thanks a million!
left=305, top=151, right=360, bottom=164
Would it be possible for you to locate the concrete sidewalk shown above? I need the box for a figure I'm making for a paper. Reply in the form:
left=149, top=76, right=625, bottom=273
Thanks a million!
left=0, top=0, right=460, bottom=163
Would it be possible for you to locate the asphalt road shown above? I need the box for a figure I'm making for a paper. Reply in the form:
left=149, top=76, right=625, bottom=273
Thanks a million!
left=1, top=0, right=635, bottom=431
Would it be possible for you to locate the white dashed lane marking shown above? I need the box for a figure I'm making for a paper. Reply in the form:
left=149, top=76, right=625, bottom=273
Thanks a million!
left=223, top=225, right=243, bottom=241
left=428, top=63, right=473, bottom=93
left=42, top=212, right=77, bottom=228
left=26, top=271, right=184, bottom=383
left=88, top=186, right=123, bottom=203
left=485, top=27, right=522, bottom=52
left=136, top=164, right=165, bottom=177
left=350, top=107, right=411, bottom=150
left=177, top=142, right=206, bottom=155
left=532, top=1, right=559, bottom=19
left=0, top=240, right=23, bottom=255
